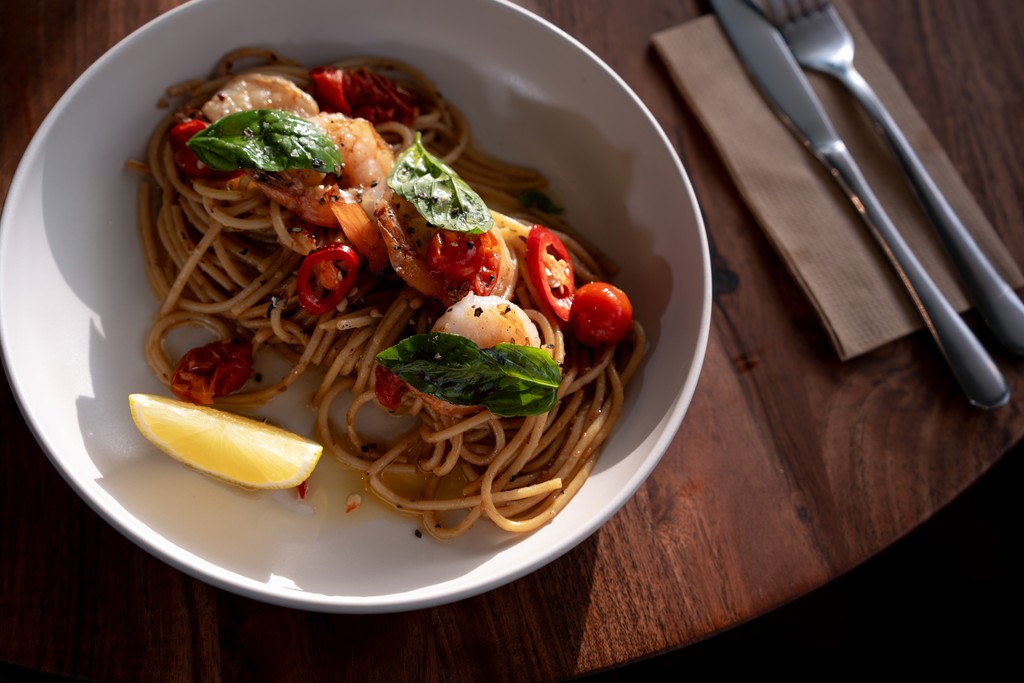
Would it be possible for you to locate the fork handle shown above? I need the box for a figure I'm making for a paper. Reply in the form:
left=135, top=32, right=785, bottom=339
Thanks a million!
left=834, top=66, right=1024, bottom=354
left=818, top=142, right=1009, bottom=409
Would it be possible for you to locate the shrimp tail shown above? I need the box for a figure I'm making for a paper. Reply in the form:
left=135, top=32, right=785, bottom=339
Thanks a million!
left=248, top=169, right=339, bottom=228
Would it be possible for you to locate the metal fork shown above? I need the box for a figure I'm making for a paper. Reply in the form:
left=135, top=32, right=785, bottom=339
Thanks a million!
left=767, top=0, right=1024, bottom=355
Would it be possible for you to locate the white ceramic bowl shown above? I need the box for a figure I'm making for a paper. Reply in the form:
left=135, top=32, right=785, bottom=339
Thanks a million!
left=0, top=0, right=710, bottom=612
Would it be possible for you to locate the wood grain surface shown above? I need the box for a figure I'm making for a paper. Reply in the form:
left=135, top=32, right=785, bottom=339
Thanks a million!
left=2, top=1, right=1022, bottom=680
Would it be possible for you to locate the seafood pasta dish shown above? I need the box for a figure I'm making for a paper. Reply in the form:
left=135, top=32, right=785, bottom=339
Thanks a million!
left=130, top=47, right=645, bottom=539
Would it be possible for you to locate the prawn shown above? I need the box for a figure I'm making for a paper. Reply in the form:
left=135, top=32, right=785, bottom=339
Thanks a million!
left=374, top=199, right=518, bottom=306
left=404, top=294, right=541, bottom=418
left=248, top=113, right=395, bottom=272
left=201, top=74, right=320, bottom=121
left=432, top=294, right=541, bottom=349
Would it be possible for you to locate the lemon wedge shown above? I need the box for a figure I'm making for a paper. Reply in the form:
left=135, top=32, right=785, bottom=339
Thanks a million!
left=128, top=393, right=322, bottom=489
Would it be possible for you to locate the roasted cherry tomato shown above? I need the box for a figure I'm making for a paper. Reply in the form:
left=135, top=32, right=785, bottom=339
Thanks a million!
left=345, top=67, right=417, bottom=125
left=569, top=282, right=634, bottom=348
left=525, top=225, right=575, bottom=322
left=427, top=229, right=501, bottom=298
left=296, top=243, right=360, bottom=316
left=167, top=119, right=242, bottom=181
left=170, top=339, right=254, bottom=405
left=309, top=66, right=417, bottom=125
left=374, top=364, right=409, bottom=411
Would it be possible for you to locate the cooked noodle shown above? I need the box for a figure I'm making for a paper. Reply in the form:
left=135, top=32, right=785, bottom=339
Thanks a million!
left=133, top=48, right=645, bottom=539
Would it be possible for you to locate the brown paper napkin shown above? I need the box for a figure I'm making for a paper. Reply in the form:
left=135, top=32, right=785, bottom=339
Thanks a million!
left=652, top=0, right=1023, bottom=359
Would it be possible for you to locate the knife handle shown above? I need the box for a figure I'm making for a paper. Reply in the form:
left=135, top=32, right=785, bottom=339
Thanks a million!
left=837, top=68, right=1024, bottom=355
left=819, top=143, right=1009, bottom=409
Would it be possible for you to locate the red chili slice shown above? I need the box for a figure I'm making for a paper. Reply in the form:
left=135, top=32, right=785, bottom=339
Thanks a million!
left=296, top=243, right=360, bottom=316
left=525, top=225, right=575, bottom=322
left=167, top=119, right=242, bottom=181
left=170, top=339, right=254, bottom=405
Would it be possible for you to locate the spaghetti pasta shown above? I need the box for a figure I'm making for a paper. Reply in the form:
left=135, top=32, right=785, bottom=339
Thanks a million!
left=133, top=48, right=645, bottom=539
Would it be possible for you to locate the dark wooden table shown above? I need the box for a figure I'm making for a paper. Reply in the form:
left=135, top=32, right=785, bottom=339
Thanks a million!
left=2, top=1, right=1021, bottom=679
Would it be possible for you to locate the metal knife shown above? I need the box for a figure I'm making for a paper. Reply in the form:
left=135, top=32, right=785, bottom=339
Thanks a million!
left=710, top=0, right=1009, bottom=409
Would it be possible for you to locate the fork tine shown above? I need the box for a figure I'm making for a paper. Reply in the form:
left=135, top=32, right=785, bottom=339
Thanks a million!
left=795, top=0, right=828, bottom=17
left=764, top=0, right=791, bottom=25
left=764, top=0, right=826, bottom=26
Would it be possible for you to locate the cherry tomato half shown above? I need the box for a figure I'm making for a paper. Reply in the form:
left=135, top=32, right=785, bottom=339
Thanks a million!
left=525, top=225, right=575, bottom=322
left=308, top=66, right=352, bottom=116
left=170, top=339, right=254, bottom=405
left=569, top=282, right=634, bottom=349
left=167, top=119, right=242, bottom=181
left=427, top=229, right=502, bottom=298
left=309, top=66, right=417, bottom=125
left=374, top=364, right=409, bottom=411
left=296, top=243, right=360, bottom=316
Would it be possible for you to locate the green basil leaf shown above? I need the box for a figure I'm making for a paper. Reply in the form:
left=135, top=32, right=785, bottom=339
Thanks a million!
left=375, top=333, right=561, bottom=417
left=186, top=109, right=342, bottom=173
left=386, top=133, right=493, bottom=234
left=517, top=188, right=563, bottom=214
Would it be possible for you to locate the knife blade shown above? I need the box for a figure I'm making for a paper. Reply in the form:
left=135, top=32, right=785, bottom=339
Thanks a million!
left=710, top=0, right=1009, bottom=409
